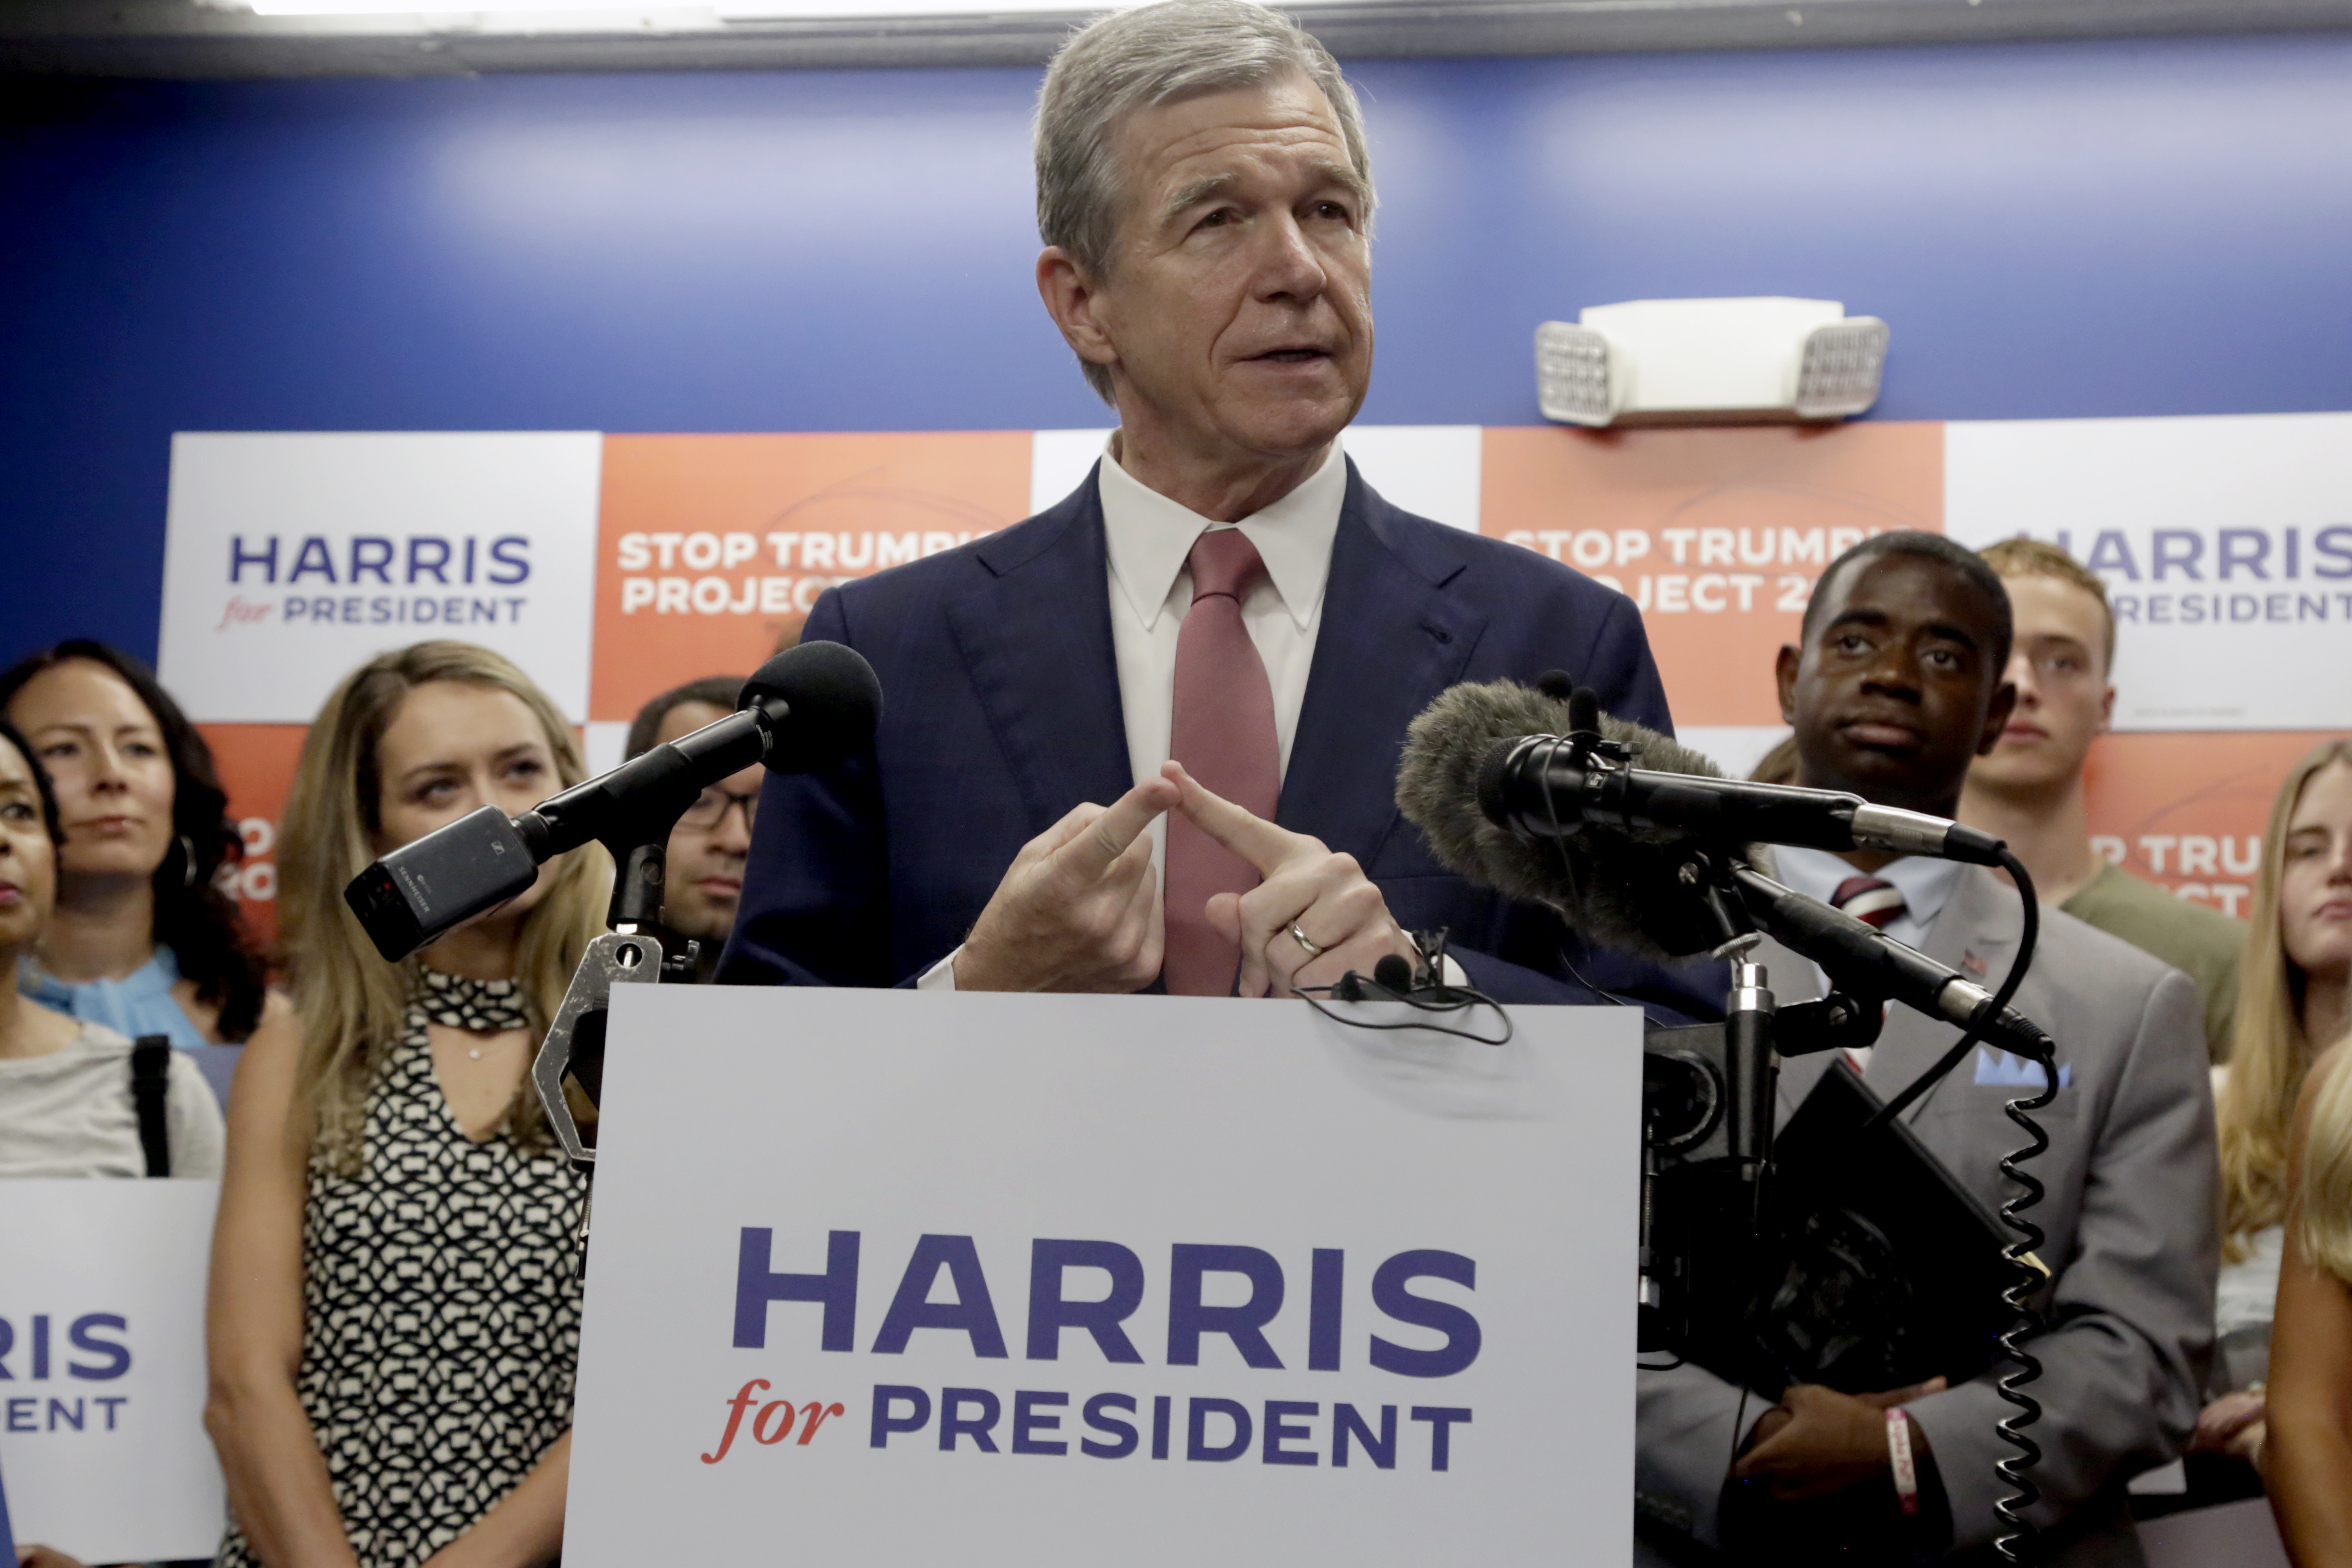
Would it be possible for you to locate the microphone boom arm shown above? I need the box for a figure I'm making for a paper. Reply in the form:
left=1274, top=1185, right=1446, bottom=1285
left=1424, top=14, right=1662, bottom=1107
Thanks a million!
left=1727, top=863, right=2055, bottom=1067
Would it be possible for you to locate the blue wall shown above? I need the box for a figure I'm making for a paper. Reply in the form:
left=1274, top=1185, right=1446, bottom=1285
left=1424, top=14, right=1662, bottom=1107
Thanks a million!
left=5, top=33, right=2351, bottom=662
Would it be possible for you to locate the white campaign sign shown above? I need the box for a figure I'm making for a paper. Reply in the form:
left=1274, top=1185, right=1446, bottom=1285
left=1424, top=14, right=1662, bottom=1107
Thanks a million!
left=1946, top=412, right=2352, bottom=732
left=0, top=1181, right=226, bottom=1561
left=568, top=987, right=1641, bottom=1566
left=158, top=431, right=604, bottom=723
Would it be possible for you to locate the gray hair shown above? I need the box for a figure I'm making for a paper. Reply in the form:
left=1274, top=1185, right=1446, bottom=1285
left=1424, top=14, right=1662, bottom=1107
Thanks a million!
left=1036, top=0, right=1374, bottom=402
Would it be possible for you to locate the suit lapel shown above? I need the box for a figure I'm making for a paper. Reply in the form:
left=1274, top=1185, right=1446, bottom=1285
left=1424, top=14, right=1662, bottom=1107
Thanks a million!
left=942, top=469, right=1133, bottom=830
left=1870, top=865, right=2017, bottom=1124
left=1279, top=463, right=1488, bottom=861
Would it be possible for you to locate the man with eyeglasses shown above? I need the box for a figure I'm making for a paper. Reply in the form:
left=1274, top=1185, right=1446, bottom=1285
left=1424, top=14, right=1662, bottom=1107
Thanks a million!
left=624, top=676, right=760, bottom=982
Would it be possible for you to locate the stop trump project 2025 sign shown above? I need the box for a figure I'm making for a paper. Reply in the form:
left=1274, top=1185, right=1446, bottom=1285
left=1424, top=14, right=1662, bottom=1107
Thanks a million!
left=566, top=987, right=1641, bottom=1564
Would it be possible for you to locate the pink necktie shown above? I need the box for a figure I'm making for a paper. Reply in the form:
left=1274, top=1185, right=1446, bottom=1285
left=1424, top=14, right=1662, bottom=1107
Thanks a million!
left=1162, top=528, right=1281, bottom=996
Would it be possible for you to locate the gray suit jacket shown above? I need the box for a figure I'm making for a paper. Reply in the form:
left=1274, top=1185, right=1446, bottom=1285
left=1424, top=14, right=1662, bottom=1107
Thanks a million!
left=1635, top=865, right=2217, bottom=1565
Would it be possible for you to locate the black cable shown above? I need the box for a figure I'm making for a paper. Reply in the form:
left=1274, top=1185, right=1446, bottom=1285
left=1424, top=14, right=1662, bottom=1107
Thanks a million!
left=1727, top=1384, right=1754, bottom=1487
left=1849, top=846, right=2051, bottom=1562
left=1985, top=848, right=2057, bottom=1564
left=1992, top=1055, right=2056, bottom=1563
left=1295, top=975, right=1515, bottom=1046
left=1758, top=845, right=2053, bottom=1557
left=1861, top=852, right=2040, bottom=1132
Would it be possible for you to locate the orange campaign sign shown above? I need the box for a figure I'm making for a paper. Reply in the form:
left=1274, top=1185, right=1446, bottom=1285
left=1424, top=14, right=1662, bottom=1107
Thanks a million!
left=198, top=722, right=309, bottom=950
left=2081, top=731, right=2324, bottom=917
left=589, top=432, right=1031, bottom=723
left=1481, top=422, right=1943, bottom=730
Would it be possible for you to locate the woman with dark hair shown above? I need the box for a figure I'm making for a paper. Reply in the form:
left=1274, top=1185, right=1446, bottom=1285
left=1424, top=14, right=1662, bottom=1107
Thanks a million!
left=0, top=640, right=284, bottom=1099
left=0, top=712, right=224, bottom=1178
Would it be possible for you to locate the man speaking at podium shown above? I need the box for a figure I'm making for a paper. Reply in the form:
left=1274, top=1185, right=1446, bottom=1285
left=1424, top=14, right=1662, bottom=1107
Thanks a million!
left=720, top=0, right=1678, bottom=1005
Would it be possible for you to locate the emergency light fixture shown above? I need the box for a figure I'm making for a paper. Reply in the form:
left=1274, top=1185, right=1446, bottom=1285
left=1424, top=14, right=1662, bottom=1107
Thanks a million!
left=1534, top=297, right=1888, bottom=428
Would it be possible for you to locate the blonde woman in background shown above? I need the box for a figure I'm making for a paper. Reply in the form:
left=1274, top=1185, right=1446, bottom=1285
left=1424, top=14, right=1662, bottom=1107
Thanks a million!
left=2206, top=739, right=2352, bottom=1468
left=205, top=642, right=610, bottom=1568
left=2262, top=1037, right=2352, bottom=1565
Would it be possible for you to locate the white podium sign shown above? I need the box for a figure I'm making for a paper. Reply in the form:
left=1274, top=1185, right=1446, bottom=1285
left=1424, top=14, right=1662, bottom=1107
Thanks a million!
left=568, top=988, right=1641, bottom=1565
left=0, top=1181, right=226, bottom=1561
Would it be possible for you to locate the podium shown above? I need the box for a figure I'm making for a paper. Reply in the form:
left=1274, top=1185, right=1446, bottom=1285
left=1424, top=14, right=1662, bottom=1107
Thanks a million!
left=565, top=987, right=1641, bottom=1565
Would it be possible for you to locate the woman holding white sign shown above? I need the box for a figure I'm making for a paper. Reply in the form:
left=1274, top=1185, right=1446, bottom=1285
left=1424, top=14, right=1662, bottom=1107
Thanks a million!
left=207, top=641, right=609, bottom=1568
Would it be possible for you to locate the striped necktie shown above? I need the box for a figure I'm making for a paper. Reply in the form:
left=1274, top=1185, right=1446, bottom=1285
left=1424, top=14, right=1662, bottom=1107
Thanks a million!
left=1831, top=875, right=1908, bottom=931
left=1829, top=875, right=1906, bottom=1076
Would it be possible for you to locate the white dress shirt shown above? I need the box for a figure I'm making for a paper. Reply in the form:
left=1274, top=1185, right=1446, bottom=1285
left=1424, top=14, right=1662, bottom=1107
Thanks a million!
left=1768, top=845, right=1966, bottom=1071
left=917, top=437, right=1347, bottom=989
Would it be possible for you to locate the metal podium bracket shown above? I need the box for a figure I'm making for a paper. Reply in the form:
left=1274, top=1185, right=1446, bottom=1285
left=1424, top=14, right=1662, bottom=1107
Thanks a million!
left=532, top=927, right=666, bottom=1169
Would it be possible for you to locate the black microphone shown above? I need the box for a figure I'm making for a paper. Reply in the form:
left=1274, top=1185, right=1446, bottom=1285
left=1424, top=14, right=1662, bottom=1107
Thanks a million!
left=344, top=640, right=883, bottom=962
left=1396, top=677, right=1742, bottom=959
left=1730, top=863, right=2053, bottom=1061
left=1478, top=729, right=2005, bottom=868
left=1395, top=678, right=2049, bottom=1053
left=1397, top=679, right=2005, bottom=959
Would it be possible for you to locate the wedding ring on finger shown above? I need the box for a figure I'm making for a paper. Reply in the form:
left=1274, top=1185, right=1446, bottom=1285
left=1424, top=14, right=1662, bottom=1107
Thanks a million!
left=1290, top=923, right=1328, bottom=960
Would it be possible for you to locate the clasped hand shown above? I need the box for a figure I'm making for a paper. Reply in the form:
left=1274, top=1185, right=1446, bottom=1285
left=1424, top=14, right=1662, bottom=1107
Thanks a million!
left=952, top=761, right=1417, bottom=995
left=1732, top=1377, right=1945, bottom=1504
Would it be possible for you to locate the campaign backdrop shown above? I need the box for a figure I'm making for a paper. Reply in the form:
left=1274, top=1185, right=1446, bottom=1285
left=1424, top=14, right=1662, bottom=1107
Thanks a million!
left=0, top=1182, right=226, bottom=1562
left=161, top=413, right=2350, bottom=948
left=568, top=985, right=1640, bottom=1563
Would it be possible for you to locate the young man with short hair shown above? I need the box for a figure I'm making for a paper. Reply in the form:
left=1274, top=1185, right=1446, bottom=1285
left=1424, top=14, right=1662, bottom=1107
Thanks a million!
left=1636, top=532, right=2215, bottom=1566
left=1959, top=537, right=2245, bottom=1060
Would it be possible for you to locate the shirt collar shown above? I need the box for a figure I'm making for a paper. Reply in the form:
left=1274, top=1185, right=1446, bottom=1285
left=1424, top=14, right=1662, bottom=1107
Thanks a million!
left=18, top=945, right=180, bottom=1006
left=1096, top=436, right=1346, bottom=633
left=1769, top=845, right=1967, bottom=934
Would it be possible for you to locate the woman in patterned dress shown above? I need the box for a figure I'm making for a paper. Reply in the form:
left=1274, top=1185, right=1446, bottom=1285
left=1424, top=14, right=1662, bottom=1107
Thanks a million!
left=205, top=642, right=611, bottom=1568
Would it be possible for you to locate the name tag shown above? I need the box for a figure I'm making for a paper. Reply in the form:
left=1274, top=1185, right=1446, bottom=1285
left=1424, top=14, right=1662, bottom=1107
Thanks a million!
left=1974, top=1046, right=2071, bottom=1091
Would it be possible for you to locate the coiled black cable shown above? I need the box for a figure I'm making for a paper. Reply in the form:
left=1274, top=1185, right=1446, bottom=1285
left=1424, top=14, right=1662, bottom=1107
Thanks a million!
left=1850, top=846, right=2052, bottom=1558
left=1987, top=849, right=2053, bottom=1565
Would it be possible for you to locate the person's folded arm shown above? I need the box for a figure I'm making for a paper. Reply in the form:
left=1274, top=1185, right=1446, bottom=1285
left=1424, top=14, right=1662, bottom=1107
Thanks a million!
left=204, top=1011, right=363, bottom=1568
left=420, top=1432, right=570, bottom=1568
left=1636, top=1361, right=1761, bottom=1551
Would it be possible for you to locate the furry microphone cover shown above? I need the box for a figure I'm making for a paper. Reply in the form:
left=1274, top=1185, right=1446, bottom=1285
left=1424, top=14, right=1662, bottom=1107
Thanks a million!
left=1394, top=679, right=1755, bottom=961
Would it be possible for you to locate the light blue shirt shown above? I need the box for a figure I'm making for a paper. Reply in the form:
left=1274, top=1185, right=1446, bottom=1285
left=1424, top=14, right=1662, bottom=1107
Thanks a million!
left=19, top=945, right=239, bottom=1108
left=21, top=945, right=207, bottom=1050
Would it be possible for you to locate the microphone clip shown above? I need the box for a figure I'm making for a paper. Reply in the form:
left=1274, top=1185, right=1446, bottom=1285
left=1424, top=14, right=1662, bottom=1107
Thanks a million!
left=1671, top=844, right=1763, bottom=962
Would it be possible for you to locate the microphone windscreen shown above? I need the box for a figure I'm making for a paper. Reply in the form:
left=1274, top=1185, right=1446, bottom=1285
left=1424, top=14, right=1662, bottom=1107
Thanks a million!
left=742, top=640, right=884, bottom=774
left=1395, top=680, right=1745, bottom=961
left=1396, top=679, right=1575, bottom=907
left=1535, top=668, right=1577, bottom=702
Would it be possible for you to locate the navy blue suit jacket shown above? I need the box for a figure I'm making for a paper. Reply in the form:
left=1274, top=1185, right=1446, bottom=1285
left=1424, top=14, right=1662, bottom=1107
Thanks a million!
left=721, top=460, right=1697, bottom=1010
